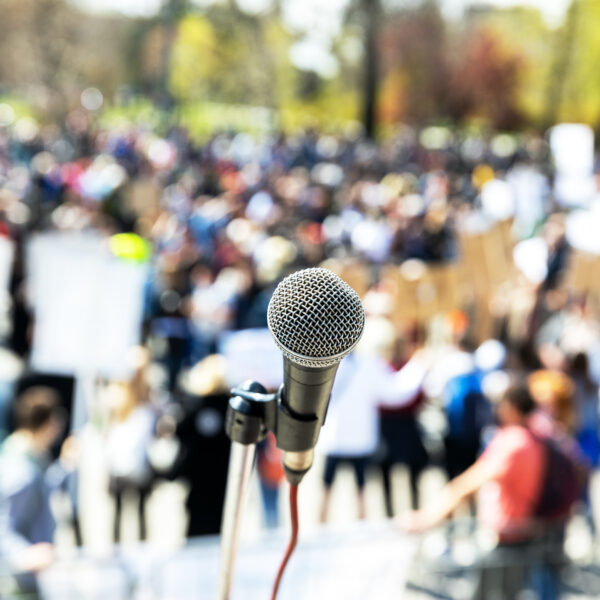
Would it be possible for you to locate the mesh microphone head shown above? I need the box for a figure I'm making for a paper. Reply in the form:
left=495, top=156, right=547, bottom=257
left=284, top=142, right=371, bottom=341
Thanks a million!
left=267, top=268, right=365, bottom=368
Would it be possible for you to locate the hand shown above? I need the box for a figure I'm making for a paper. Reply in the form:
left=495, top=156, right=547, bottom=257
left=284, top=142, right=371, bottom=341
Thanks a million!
left=412, top=347, right=434, bottom=366
left=14, top=542, right=55, bottom=573
left=396, top=509, right=435, bottom=534
left=59, top=435, right=79, bottom=470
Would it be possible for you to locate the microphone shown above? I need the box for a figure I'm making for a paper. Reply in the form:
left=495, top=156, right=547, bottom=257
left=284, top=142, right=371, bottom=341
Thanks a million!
left=267, top=267, right=365, bottom=483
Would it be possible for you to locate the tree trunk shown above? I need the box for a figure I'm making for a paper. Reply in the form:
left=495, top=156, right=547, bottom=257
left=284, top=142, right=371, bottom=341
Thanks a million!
left=361, top=0, right=380, bottom=139
left=544, top=0, right=579, bottom=128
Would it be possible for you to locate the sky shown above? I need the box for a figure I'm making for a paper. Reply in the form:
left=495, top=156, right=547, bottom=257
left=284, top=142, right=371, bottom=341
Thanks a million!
left=74, top=0, right=571, bottom=26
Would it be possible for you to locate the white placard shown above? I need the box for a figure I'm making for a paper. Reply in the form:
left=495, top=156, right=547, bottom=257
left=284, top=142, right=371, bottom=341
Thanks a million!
left=218, top=328, right=283, bottom=391
left=513, top=237, right=548, bottom=284
left=550, top=123, right=596, bottom=207
left=550, top=123, right=594, bottom=176
left=566, top=206, right=600, bottom=254
left=27, top=232, right=148, bottom=379
left=481, top=179, right=515, bottom=221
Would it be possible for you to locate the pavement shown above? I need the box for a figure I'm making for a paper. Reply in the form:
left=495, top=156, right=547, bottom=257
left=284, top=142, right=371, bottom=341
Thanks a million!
left=42, top=425, right=600, bottom=599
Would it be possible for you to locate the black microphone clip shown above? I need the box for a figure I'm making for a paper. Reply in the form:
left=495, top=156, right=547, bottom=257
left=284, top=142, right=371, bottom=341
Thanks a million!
left=225, top=380, right=323, bottom=484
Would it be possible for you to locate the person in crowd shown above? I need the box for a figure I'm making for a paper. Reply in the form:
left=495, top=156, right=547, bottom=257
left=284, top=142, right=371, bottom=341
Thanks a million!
left=442, top=339, right=504, bottom=482
left=318, top=346, right=430, bottom=522
left=167, top=354, right=231, bottom=537
left=105, top=347, right=157, bottom=543
left=568, top=352, right=600, bottom=468
left=376, top=326, right=429, bottom=514
left=401, top=383, right=578, bottom=600
left=527, top=369, right=591, bottom=519
left=0, top=387, right=70, bottom=594
left=568, top=352, right=600, bottom=532
left=423, top=310, right=475, bottom=401
left=535, top=296, right=600, bottom=372
left=528, top=369, right=577, bottom=435
left=2, top=107, right=599, bottom=587
left=256, top=431, right=284, bottom=529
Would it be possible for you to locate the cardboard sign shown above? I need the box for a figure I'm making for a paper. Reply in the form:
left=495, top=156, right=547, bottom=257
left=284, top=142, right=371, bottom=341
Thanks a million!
left=458, top=220, right=514, bottom=295
left=565, top=250, right=600, bottom=296
left=381, top=261, right=462, bottom=325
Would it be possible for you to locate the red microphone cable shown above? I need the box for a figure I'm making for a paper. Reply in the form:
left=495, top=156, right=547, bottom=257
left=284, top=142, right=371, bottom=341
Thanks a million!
left=270, top=484, right=299, bottom=600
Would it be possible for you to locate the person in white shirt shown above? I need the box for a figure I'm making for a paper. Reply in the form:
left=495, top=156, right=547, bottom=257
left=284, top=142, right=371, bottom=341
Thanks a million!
left=318, top=349, right=429, bottom=522
left=422, top=310, right=475, bottom=401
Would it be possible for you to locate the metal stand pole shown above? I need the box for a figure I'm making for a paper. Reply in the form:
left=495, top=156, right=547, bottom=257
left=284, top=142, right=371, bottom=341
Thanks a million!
left=217, top=441, right=257, bottom=600
left=217, top=380, right=276, bottom=599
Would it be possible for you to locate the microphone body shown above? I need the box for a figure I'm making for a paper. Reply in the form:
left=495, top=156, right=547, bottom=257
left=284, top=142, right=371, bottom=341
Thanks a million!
left=267, top=268, right=365, bottom=483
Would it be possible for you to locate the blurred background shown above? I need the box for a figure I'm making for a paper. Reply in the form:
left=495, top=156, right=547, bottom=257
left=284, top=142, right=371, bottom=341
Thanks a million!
left=1, top=0, right=600, bottom=598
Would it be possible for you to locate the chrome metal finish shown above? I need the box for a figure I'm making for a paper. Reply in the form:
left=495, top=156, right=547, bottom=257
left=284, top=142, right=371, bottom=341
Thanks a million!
left=217, top=442, right=256, bottom=600
left=283, top=449, right=315, bottom=472
left=267, top=268, right=365, bottom=368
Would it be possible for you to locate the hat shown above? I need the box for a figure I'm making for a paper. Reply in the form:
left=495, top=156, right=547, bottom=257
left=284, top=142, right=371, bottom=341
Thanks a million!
left=528, top=370, right=574, bottom=407
left=528, top=369, right=575, bottom=428
left=446, top=310, right=469, bottom=336
left=475, top=339, right=506, bottom=372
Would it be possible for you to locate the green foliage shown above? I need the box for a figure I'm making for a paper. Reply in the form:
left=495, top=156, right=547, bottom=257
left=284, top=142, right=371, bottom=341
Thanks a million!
left=178, top=101, right=275, bottom=137
left=100, top=98, right=161, bottom=129
left=466, top=7, right=553, bottom=125
left=5, top=0, right=600, bottom=133
left=169, top=15, right=220, bottom=100
left=556, top=0, right=600, bottom=125
left=168, top=9, right=284, bottom=107
left=0, top=96, right=35, bottom=120
left=167, top=8, right=360, bottom=131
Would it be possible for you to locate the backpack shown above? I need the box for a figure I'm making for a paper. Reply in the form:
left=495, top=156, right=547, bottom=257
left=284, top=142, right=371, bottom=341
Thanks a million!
left=444, top=371, right=491, bottom=443
left=532, top=433, right=580, bottom=521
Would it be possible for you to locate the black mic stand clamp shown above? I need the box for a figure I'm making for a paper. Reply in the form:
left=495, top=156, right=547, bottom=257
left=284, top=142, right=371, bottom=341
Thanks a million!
left=225, top=381, right=277, bottom=445
left=226, top=376, right=326, bottom=483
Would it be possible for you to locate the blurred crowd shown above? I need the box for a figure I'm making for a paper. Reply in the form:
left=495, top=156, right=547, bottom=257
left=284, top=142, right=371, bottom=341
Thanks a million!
left=0, top=108, right=599, bottom=598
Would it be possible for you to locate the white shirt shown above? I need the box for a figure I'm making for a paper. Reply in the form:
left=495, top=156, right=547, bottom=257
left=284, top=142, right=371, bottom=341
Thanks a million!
left=106, top=405, right=155, bottom=484
left=422, top=347, right=475, bottom=400
left=317, top=353, right=428, bottom=457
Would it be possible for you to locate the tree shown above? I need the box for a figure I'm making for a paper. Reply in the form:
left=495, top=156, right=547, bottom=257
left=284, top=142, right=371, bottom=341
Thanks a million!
left=378, top=1, right=448, bottom=126
left=168, top=7, right=287, bottom=107
left=446, top=27, right=525, bottom=129
left=0, top=0, right=134, bottom=116
left=551, top=0, right=600, bottom=127
left=361, top=0, right=381, bottom=138
left=462, top=6, right=554, bottom=127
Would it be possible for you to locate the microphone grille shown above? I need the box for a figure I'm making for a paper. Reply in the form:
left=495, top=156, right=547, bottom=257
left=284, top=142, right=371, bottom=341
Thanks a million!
left=267, top=268, right=365, bottom=368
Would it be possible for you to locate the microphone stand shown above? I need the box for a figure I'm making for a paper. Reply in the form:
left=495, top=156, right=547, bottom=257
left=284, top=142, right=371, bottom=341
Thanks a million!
left=217, top=441, right=256, bottom=600
left=217, top=376, right=324, bottom=598
left=217, top=382, right=277, bottom=600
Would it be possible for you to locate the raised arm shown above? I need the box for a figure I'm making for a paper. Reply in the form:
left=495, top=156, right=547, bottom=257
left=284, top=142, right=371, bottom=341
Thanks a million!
left=377, top=350, right=430, bottom=407
left=400, top=457, right=493, bottom=532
